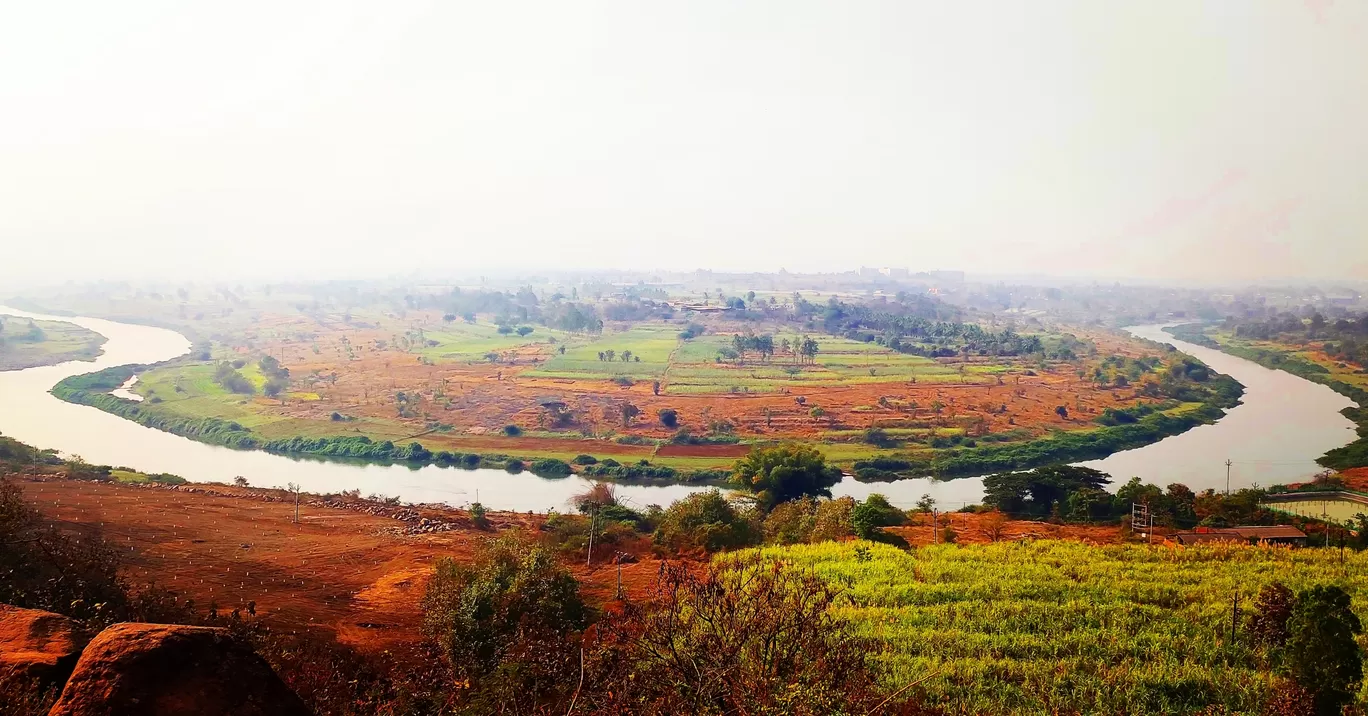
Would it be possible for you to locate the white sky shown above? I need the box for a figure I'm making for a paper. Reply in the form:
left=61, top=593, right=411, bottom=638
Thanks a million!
left=2, top=1, right=1366, bottom=285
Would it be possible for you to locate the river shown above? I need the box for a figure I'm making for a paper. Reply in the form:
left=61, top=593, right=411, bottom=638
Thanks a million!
left=0, top=307, right=1358, bottom=511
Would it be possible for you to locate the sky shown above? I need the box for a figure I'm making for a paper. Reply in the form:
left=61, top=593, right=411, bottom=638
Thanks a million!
left=2, top=0, right=1366, bottom=286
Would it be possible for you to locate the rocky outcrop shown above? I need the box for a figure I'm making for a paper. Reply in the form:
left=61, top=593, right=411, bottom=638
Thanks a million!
left=0, top=604, right=87, bottom=684
left=48, top=623, right=310, bottom=716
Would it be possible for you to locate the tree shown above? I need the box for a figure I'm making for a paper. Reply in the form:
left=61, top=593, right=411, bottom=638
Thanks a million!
left=620, top=402, right=640, bottom=426
left=731, top=443, right=842, bottom=512
left=1285, top=585, right=1363, bottom=715
left=983, top=465, right=1111, bottom=517
left=1055, top=405, right=1069, bottom=419
left=516, top=326, right=533, bottom=336
left=652, top=380, right=661, bottom=396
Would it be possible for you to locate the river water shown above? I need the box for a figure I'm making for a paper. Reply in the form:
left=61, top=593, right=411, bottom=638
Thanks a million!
left=0, top=307, right=1358, bottom=511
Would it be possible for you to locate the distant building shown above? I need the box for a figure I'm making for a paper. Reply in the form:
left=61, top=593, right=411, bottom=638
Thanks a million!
left=1172, top=525, right=1306, bottom=547
left=879, top=267, right=910, bottom=279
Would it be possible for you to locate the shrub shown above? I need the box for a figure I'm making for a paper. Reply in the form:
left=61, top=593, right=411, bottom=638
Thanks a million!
left=851, top=493, right=906, bottom=539
left=502, top=424, right=522, bottom=437
left=810, top=497, right=855, bottom=542
left=1285, top=585, right=1363, bottom=714
left=658, top=408, right=679, bottom=428
left=529, top=458, right=572, bottom=477
left=762, top=497, right=818, bottom=544
left=653, top=490, right=760, bottom=553
left=573, top=454, right=598, bottom=465
left=580, top=557, right=885, bottom=714
left=422, top=537, right=585, bottom=711
left=504, top=460, right=523, bottom=474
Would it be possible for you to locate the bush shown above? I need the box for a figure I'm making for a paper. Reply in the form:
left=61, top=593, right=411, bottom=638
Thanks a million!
left=658, top=408, right=678, bottom=428
left=1285, top=585, right=1363, bottom=714
left=653, top=490, right=759, bottom=553
left=851, top=493, right=906, bottom=539
left=502, top=424, right=522, bottom=437
left=422, top=537, right=586, bottom=711
left=810, top=497, right=855, bottom=542
left=580, top=557, right=886, bottom=714
left=0, top=477, right=127, bottom=623
left=573, top=454, right=598, bottom=465
left=504, top=460, right=523, bottom=474
left=762, top=498, right=818, bottom=545
left=529, top=458, right=572, bottom=477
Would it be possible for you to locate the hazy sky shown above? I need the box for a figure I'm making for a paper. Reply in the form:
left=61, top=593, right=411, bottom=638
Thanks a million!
left=2, top=1, right=1366, bottom=285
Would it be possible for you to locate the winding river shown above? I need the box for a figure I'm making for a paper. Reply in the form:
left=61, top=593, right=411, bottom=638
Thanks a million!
left=0, top=307, right=1358, bottom=511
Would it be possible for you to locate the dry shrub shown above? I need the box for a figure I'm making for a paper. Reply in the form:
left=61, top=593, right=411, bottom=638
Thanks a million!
left=577, top=556, right=908, bottom=716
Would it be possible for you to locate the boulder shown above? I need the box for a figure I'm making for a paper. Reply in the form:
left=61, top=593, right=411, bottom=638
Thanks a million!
left=0, top=604, right=87, bottom=684
left=49, top=623, right=310, bottom=716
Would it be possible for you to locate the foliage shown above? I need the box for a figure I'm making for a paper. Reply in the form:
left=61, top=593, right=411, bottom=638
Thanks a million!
left=422, top=536, right=587, bottom=712
left=578, top=557, right=887, bottom=716
left=1285, top=585, right=1363, bottom=715
left=652, top=490, right=760, bottom=553
left=982, top=464, right=1112, bottom=516
left=0, top=476, right=127, bottom=623
left=850, top=493, right=906, bottom=539
left=731, top=443, right=842, bottom=512
left=657, top=408, right=678, bottom=427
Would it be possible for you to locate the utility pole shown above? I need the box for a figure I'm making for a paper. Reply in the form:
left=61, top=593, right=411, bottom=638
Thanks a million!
left=1225, top=459, right=1233, bottom=496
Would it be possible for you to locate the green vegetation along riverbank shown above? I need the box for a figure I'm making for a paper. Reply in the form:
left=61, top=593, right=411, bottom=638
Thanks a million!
left=1166, top=323, right=1368, bottom=470
left=49, top=348, right=1245, bottom=484
left=0, top=315, right=106, bottom=371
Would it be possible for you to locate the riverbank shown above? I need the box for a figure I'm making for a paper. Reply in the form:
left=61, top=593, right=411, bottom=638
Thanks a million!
left=48, top=352, right=1246, bottom=485
left=0, top=315, right=106, bottom=371
left=1165, top=324, right=1368, bottom=470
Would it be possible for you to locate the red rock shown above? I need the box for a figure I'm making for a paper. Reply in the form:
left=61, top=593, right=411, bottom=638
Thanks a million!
left=48, top=623, right=310, bottom=716
left=0, top=604, right=86, bottom=684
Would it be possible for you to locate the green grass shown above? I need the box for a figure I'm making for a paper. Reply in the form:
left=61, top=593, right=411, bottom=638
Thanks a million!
left=740, top=539, right=1368, bottom=715
left=527, top=325, right=680, bottom=380
left=412, top=321, right=574, bottom=362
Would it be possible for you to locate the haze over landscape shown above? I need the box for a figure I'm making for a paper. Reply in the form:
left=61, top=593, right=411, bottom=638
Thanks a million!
left=6, top=3, right=1368, bottom=715
left=3, top=0, right=1368, bottom=284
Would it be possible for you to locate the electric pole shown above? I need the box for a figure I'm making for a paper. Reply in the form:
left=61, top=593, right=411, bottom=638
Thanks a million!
left=1225, top=459, right=1233, bottom=495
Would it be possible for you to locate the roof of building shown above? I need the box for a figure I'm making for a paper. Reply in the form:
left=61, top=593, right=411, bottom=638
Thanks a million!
left=1229, top=525, right=1307, bottom=539
left=1172, top=525, right=1307, bottom=544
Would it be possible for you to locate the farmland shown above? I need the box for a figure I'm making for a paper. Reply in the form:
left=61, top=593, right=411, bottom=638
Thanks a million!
left=26, top=284, right=1244, bottom=480
left=744, top=539, right=1368, bottom=714
left=0, top=315, right=106, bottom=371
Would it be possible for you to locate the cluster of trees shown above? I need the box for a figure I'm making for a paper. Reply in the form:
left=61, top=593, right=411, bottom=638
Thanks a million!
left=595, top=349, right=641, bottom=362
left=722, top=334, right=820, bottom=364
left=816, top=299, right=1044, bottom=357
left=258, top=355, right=290, bottom=397
left=980, top=464, right=1274, bottom=528
left=214, top=360, right=255, bottom=394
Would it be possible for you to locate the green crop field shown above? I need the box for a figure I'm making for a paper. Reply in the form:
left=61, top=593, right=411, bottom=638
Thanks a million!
left=528, top=325, right=1009, bottom=394
left=412, top=321, right=573, bottom=362
left=526, top=325, right=680, bottom=380
left=737, top=540, right=1368, bottom=715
